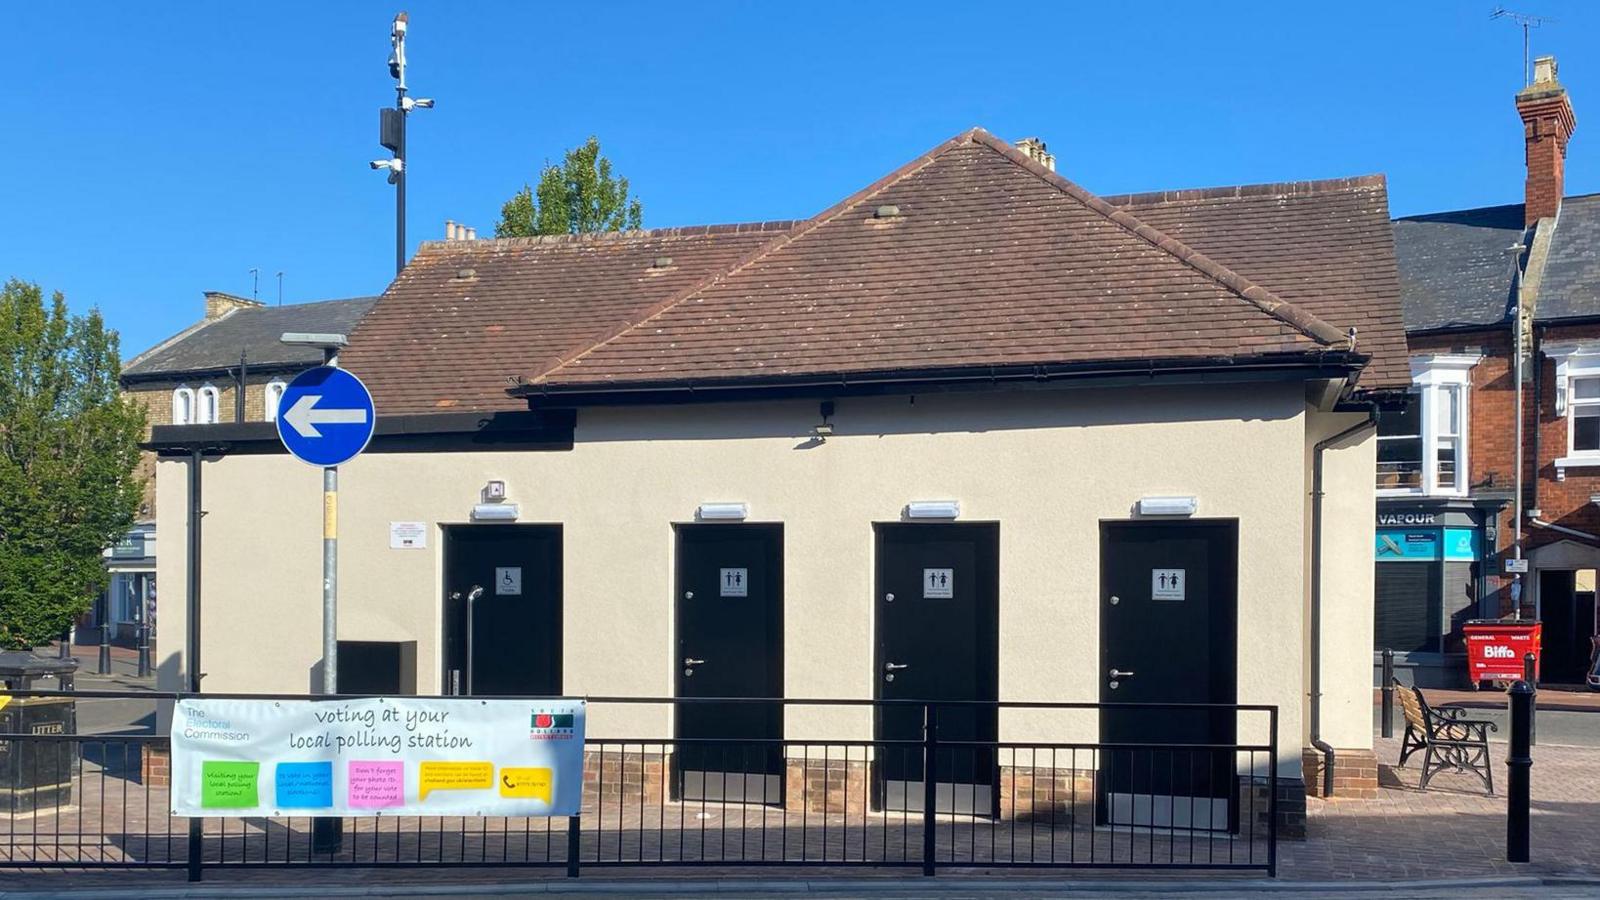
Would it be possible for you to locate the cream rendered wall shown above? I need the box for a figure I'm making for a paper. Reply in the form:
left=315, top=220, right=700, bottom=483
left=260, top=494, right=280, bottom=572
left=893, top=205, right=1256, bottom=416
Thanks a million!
left=157, top=382, right=1323, bottom=772
left=1303, top=411, right=1378, bottom=752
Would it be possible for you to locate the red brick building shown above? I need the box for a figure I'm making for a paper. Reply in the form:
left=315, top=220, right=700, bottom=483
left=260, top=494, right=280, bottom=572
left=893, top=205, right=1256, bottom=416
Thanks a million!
left=1382, top=55, right=1598, bottom=687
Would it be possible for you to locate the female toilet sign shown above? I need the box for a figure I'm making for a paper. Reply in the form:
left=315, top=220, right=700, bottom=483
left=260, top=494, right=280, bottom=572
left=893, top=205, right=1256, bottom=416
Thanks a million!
left=275, top=367, right=377, bottom=467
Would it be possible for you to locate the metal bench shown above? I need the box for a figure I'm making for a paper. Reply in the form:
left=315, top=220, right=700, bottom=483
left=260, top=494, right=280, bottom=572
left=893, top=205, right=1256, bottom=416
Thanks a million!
left=1393, top=680, right=1497, bottom=794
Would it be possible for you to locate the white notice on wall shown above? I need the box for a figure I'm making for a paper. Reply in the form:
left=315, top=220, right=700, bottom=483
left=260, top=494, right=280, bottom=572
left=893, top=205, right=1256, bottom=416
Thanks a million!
left=495, top=567, right=522, bottom=596
left=1152, top=568, right=1186, bottom=601
left=923, top=568, right=954, bottom=599
left=719, top=568, right=748, bottom=598
left=389, top=521, right=427, bottom=550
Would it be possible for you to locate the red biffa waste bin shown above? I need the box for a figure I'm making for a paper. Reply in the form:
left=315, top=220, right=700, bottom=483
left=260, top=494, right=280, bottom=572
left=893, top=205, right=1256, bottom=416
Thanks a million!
left=1464, top=619, right=1542, bottom=687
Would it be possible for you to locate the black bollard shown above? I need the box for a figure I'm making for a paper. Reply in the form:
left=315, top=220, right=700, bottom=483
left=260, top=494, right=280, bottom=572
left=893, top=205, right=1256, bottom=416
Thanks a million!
left=1506, top=680, right=1533, bottom=863
left=58, top=628, right=71, bottom=660
left=1381, top=649, right=1395, bottom=739
left=97, top=592, right=112, bottom=676
left=1523, top=652, right=1538, bottom=747
left=136, top=621, right=151, bottom=678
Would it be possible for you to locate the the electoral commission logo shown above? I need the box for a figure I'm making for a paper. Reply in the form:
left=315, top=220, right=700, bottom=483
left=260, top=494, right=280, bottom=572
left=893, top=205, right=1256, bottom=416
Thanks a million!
left=530, top=709, right=576, bottom=741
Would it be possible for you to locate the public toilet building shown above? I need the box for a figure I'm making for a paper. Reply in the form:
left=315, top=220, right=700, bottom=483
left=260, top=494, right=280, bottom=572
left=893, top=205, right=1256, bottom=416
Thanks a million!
left=148, top=130, right=1408, bottom=823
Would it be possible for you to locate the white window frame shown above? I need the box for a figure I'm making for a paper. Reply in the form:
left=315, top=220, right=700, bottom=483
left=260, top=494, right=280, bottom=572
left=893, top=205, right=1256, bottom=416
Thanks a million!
left=264, top=379, right=287, bottom=422
left=196, top=383, right=220, bottom=425
left=1378, top=354, right=1479, bottom=498
left=1545, top=341, right=1600, bottom=479
left=171, top=385, right=195, bottom=425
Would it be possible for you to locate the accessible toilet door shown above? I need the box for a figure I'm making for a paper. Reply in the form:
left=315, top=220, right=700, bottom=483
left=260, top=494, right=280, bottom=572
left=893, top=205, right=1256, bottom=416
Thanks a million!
left=674, top=524, right=784, bottom=803
left=874, top=523, right=998, bottom=815
left=441, top=524, right=563, bottom=696
left=1099, top=520, right=1238, bottom=831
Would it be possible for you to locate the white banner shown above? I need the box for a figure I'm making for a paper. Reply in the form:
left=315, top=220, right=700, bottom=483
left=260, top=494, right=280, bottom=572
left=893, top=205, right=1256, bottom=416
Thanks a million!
left=171, top=697, right=586, bottom=818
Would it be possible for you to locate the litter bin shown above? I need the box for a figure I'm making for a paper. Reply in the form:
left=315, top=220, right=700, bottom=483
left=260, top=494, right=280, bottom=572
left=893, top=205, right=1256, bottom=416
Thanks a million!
left=0, top=650, right=79, bottom=813
left=1463, top=619, right=1542, bottom=689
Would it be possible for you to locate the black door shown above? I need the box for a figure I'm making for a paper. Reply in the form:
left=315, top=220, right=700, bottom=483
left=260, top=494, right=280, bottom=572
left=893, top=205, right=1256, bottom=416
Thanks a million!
left=675, top=524, right=784, bottom=803
left=1539, top=570, right=1598, bottom=684
left=1099, top=520, right=1237, bottom=831
left=442, top=525, right=562, bottom=696
left=874, top=523, right=998, bottom=815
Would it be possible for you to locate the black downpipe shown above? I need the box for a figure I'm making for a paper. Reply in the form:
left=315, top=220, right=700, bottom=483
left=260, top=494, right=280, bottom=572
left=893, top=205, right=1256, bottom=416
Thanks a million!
left=1531, top=326, right=1542, bottom=512
left=1310, top=409, right=1378, bottom=798
left=234, top=350, right=248, bottom=423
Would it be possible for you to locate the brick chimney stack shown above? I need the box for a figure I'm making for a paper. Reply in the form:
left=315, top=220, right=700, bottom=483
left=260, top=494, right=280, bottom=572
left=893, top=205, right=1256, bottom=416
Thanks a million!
left=203, top=291, right=264, bottom=320
left=1516, top=55, right=1577, bottom=227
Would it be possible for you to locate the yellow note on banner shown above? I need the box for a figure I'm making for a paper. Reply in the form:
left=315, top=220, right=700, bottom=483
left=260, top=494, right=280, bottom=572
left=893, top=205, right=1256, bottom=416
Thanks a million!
left=0, top=695, right=9, bottom=713
left=497, top=767, right=553, bottom=802
left=417, top=760, right=493, bottom=800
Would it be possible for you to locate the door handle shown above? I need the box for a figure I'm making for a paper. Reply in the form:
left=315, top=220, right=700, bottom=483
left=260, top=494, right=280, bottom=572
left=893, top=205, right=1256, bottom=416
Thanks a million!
left=683, top=658, right=706, bottom=667
left=1108, top=668, right=1135, bottom=679
left=884, top=662, right=909, bottom=672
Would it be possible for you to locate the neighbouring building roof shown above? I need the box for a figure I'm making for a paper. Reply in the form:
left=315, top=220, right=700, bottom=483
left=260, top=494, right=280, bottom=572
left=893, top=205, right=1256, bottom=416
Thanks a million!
left=123, top=296, right=380, bottom=380
left=1536, top=193, right=1600, bottom=323
left=346, top=128, right=1408, bottom=413
left=1390, top=203, right=1526, bottom=333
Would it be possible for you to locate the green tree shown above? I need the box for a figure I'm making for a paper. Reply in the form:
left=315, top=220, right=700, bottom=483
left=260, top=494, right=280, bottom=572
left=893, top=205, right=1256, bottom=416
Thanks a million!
left=495, top=136, right=644, bottom=237
left=0, top=279, right=144, bottom=650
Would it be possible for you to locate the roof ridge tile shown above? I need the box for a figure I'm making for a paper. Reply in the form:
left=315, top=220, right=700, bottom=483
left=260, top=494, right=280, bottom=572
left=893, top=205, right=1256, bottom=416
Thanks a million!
left=417, top=220, right=800, bottom=254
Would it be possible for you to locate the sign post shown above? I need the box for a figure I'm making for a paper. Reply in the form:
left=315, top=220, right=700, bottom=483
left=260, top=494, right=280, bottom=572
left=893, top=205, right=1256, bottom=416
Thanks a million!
left=275, top=355, right=376, bottom=854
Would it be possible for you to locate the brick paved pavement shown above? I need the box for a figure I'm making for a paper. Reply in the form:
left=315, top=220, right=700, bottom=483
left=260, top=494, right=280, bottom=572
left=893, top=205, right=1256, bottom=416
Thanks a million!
left=1, top=734, right=1595, bottom=890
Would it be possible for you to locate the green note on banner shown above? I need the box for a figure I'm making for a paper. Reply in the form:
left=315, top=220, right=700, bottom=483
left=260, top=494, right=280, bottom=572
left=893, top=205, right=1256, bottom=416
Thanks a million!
left=201, top=760, right=260, bottom=808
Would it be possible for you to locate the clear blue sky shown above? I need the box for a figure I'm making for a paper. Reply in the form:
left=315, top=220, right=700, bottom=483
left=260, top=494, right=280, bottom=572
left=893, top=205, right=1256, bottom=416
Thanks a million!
left=3, top=1, right=1597, bottom=358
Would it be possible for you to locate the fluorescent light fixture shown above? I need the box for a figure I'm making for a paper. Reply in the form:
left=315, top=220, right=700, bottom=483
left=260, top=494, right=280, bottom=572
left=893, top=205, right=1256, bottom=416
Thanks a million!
left=905, top=500, right=961, bottom=519
left=279, top=332, right=350, bottom=349
left=697, top=502, right=749, bottom=521
left=470, top=502, right=520, bottom=522
left=1137, top=496, right=1198, bottom=517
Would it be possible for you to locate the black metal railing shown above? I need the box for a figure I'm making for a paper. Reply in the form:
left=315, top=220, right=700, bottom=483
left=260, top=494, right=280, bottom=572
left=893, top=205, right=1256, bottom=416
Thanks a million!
left=0, top=691, right=1278, bottom=879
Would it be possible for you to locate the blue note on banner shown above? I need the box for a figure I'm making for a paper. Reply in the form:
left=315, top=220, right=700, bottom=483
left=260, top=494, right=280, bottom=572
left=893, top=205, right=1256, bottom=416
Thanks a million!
left=275, top=761, right=334, bottom=809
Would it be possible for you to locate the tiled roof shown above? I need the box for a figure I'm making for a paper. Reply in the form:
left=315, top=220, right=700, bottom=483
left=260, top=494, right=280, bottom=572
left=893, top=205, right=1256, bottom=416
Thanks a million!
left=347, top=128, right=1407, bottom=413
left=123, top=296, right=379, bottom=379
left=1537, top=194, right=1600, bottom=323
left=527, top=130, right=1356, bottom=391
left=1391, top=203, right=1525, bottom=332
left=340, top=223, right=796, bottom=413
left=1106, top=177, right=1411, bottom=389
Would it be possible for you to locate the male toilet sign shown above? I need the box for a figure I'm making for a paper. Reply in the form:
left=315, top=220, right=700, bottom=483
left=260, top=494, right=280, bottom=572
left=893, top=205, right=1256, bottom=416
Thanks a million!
left=1152, top=568, right=1185, bottom=601
left=719, top=568, right=748, bottom=598
left=923, top=568, right=954, bottom=599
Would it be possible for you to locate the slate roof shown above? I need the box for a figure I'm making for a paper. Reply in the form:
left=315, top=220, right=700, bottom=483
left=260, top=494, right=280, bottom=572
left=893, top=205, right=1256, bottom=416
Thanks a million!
left=1390, top=204, right=1525, bottom=332
left=123, top=296, right=379, bottom=379
left=345, top=128, right=1408, bottom=413
left=1537, top=193, right=1600, bottom=322
left=1105, top=176, right=1409, bottom=389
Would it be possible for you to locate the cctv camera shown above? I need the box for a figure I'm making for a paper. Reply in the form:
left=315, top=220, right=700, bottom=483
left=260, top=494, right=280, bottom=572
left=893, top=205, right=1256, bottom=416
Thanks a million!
left=370, top=160, right=389, bottom=170
left=413, top=98, right=434, bottom=109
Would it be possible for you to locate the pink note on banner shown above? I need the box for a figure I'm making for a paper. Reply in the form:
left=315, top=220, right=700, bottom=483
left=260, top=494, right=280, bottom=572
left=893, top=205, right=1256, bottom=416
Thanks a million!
left=348, top=761, right=405, bottom=808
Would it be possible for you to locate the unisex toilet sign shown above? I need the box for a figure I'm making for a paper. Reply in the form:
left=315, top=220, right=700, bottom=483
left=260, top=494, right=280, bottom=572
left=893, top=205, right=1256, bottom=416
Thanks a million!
left=1152, top=568, right=1186, bottom=601
left=275, top=366, right=377, bottom=467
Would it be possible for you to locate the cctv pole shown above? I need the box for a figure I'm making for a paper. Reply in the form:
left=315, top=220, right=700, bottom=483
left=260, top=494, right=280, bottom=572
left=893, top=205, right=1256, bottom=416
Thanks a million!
left=393, top=13, right=407, bottom=275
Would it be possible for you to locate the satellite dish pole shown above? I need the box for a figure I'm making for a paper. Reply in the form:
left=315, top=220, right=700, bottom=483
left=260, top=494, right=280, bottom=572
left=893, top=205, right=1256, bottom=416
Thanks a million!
left=372, top=12, right=434, bottom=275
left=1491, top=7, right=1557, bottom=87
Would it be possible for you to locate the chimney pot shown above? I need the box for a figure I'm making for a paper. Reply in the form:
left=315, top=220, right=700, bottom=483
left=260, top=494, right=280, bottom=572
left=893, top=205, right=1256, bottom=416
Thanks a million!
left=1014, top=136, right=1056, bottom=172
left=1534, top=55, right=1558, bottom=87
left=446, top=220, right=457, bottom=240
left=465, top=226, right=476, bottom=240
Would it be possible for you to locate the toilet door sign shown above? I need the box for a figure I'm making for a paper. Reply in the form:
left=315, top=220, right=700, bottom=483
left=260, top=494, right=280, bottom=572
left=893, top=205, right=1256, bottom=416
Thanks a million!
left=495, top=567, right=522, bottom=596
left=923, top=568, right=954, bottom=599
left=1152, top=568, right=1185, bottom=601
left=719, top=568, right=748, bottom=598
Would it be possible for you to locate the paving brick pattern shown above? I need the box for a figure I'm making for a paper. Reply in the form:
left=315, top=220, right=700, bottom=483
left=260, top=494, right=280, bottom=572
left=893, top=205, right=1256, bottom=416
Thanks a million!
left=2, top=734, right=1595, bottom=888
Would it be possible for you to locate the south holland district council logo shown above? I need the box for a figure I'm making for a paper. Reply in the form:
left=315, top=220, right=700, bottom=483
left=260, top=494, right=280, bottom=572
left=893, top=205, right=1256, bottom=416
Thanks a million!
left=530, top=709, right=576, bottom=741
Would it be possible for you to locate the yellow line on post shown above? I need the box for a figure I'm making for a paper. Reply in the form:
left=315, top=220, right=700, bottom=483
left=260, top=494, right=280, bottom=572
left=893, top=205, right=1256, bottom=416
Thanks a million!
left=323, top=490, right=337, bottom=539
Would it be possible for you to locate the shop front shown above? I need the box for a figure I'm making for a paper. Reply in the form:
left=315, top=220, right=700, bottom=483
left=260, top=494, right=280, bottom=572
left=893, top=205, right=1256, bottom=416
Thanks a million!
left=1372, top=502, right=1504, bottom=687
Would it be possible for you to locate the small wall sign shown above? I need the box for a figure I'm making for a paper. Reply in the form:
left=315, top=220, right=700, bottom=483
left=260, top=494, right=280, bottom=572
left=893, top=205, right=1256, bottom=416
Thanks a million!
left=495, top=567, right=522, bottom=596
left=923, top=568, right=954, bottom=599
left=389, top=521, right=427, bottom=550
left=720, top=568, right=749, bottom=598
left=1503, top=558, right=1529, bottom=574
left=1152, top=568, right=1186, bottom=601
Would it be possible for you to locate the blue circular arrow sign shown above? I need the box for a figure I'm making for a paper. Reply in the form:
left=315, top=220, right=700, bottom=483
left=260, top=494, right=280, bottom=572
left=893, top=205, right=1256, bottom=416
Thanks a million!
left=275, top=367, right=377, bottom=467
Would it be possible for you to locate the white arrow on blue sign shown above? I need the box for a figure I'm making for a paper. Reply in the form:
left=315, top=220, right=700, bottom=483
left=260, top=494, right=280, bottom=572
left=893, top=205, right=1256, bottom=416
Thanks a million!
left=275, top=366, right=377, bottom=467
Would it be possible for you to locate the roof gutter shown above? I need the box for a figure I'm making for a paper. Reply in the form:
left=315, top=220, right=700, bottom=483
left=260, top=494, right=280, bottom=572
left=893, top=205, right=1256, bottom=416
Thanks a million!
left=513, top=353, right=1368, bottom=408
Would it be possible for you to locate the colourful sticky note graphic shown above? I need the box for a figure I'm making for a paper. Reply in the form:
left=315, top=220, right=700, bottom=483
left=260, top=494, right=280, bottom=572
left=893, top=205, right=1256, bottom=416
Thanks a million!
left=201, top=761, right=260, bottom=809
left=418, top=761, right=494, bottom=801
left=348, top=761, right=405, bottom=809
left=274, top=761, right=333, bottom=809
left=498, top=766, right=553, bottom=803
